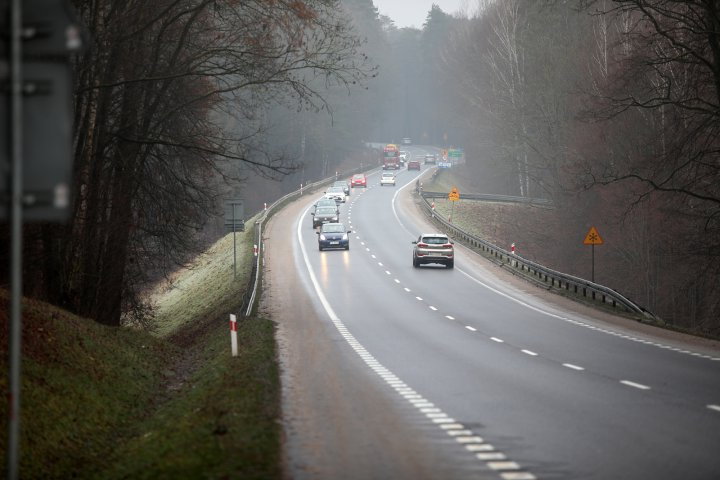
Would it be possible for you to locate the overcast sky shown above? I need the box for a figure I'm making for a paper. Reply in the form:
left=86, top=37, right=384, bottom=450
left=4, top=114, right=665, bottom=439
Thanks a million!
left=372, top=0, right=472, bottom=29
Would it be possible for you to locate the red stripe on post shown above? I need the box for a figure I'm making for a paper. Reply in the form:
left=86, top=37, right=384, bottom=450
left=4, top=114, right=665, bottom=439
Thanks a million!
left=230, top=321, right=237, bottom=332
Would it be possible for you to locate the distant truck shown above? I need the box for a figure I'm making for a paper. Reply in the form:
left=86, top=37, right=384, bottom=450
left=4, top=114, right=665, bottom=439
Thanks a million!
left=383, top=144, right=400, bottom=170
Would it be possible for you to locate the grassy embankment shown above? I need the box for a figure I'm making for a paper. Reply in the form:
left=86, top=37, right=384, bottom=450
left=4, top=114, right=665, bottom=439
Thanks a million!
left=0, top=219, right=281, bottom=479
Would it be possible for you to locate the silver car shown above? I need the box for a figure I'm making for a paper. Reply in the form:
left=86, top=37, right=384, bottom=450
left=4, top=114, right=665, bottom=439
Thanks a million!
left=333, top=180, right=350, bottom=196
left=412, top=233, right=454, bottom=268
left=324, top=186, right=346, bottom=203
left=380, top=172, right=396, bottom=186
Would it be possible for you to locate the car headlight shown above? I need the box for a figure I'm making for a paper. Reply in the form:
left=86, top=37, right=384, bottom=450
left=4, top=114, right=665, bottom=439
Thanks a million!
left=319, top=234, right=326, bottom=240
left=342, top=234, right=348, bottom=240
left=332, top=217, right=338, bottom=221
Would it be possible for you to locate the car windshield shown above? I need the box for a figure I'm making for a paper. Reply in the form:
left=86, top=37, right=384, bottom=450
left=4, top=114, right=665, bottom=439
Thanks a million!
left=316, top=207, right=336, bottom=215
left=382, top=173, right=393, bottom=177
left=422, top=236, right=448, bottom=244
left=328, top=187, right=343, bottom=192
left=317, top=200, right=335, bottom=206
left=333, top=182, right=346, bottom=187
left=322, top=224, right=346, bottom=233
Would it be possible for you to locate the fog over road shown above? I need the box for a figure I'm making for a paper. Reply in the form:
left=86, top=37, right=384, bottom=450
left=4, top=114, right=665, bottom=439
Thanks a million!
left=262, top=146, right=720, bottom=480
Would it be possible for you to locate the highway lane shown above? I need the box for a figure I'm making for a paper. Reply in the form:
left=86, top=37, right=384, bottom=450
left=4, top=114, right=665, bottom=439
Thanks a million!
left=289, top=147, right=720, bottom=479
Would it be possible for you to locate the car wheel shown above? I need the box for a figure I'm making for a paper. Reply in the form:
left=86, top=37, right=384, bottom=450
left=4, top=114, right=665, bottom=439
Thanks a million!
left=345, top=245, right=350, bottom=250
left=412, top=256, right=419, bottom=268
left=447, top=260, right=454, bottom=269
left=318, top=245, right=323, bottom=251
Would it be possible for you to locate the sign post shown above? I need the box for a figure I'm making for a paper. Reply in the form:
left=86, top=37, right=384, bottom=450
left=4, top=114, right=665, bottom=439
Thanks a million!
left=583, top=226, right=604, bottom=282
left=448, top=187, right=460, bottom=222
left=224, top=200, right=244, bottom=279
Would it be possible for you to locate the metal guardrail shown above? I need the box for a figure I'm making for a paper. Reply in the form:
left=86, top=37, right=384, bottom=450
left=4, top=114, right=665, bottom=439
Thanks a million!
left=422, top=191, right=552, bottom=206
left=418, top=191, right=656, bottom=320
left=241, top=166, right=378, bottom=316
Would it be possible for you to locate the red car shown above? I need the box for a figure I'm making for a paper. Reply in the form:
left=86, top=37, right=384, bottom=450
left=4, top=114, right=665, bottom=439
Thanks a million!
left=407, top=160, right=421, bottom=170
left=350, top=173, right=367, bottom=188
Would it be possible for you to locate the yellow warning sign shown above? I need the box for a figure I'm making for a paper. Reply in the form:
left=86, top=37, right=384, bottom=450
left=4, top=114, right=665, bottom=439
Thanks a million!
left=448, top=186, right=460, bottom=202
left=583, top=226, right=604, bottom=245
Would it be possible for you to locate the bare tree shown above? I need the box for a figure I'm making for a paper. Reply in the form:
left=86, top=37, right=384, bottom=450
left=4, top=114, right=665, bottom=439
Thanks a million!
left=21, top=0, right=371, bottom=326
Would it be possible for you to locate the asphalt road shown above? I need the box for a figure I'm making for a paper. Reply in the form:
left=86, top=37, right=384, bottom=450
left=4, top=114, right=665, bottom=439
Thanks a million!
left=264, top=146, right=720, bottom=480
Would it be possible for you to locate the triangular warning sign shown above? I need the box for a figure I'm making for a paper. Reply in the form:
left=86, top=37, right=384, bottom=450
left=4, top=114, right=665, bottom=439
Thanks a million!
left=583, top=226, right=604, bottom=245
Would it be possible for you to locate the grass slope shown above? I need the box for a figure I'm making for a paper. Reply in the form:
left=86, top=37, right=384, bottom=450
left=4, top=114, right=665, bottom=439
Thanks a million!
left=0, top=219, right=280, bottom=479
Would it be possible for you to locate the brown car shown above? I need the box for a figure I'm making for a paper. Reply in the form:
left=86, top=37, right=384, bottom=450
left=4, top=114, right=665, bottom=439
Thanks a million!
left=407, top=159, right=421, bottom=170
left=412, top=233, right=454, bottom=268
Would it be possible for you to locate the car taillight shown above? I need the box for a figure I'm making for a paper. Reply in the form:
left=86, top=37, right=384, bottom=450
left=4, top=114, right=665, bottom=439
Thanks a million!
left=442, top=244, right=452, bottom=248
left=417, top=243, right=428, bottom=248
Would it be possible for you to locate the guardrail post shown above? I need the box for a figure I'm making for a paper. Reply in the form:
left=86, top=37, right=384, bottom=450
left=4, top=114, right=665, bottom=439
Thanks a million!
left=230, top=314, right=238, bottom=357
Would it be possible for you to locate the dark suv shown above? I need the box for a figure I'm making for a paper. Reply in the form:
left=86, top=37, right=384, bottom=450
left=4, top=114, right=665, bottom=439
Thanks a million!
left=311, top=206, right=339, bottom=229
left=412, top=233, right=454, bottom=268
left=407, top=159, right=421, bottom=170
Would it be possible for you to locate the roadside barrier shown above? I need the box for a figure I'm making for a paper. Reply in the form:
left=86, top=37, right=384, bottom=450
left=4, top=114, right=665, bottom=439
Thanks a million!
left=418, top=190, right=656, bottom=321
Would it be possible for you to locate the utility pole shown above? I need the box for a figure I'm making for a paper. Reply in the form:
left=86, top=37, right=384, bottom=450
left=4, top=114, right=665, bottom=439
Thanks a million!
left=2, top=2, right=86, bottom=477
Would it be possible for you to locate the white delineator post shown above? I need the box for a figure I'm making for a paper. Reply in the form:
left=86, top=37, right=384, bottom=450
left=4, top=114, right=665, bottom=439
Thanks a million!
left=264, top=202, right=267, bottom=211
left=511, top=243, right=516, bottom=255
left=230, top=314, right=238, bottom=357
left=253, top=244, right=258, bottom=256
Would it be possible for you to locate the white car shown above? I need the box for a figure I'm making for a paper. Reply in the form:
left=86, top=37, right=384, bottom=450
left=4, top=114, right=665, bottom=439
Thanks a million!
left=324, top=186, right=346, bottom=203
left=398, top=151, right=408, bottom=165
left=380, top=172, right=396, bottom=186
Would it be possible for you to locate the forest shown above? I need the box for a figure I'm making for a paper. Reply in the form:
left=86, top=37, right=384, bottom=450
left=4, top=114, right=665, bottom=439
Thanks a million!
left=2, top=0, right=718, bottom=336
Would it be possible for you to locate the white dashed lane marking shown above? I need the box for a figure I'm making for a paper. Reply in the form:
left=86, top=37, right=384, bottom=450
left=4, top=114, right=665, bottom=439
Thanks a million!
left=404, top=287, right=411, bottom=292
left=563, top=363, right=585, bottom=371
left=521, top=350, right=538, bottom=357
left=445, top=315, right=455, bottom=320
left=429, top=306, right=437, bottom=311
left=708, top=405, right=720, bottom=413
left=491, top=337, right=504, bottom=343
left=394, top=279, right=400, bottom=284
left=465, top=326, right=477, bottom=332
left=415, top=296, right=423, bottom=301
left=621, top=380, right=651, bottom=390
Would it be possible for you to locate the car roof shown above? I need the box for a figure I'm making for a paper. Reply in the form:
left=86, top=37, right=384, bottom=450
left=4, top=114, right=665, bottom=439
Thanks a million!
left=420, top=233, right=448, bottom=238
left=321, top=222, right=345, bottom=229
left=316, top=206, right=336, bottom=213
left=328, top=186, right=344, bottom=191
left=382, top=171, right=394, bottom=175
